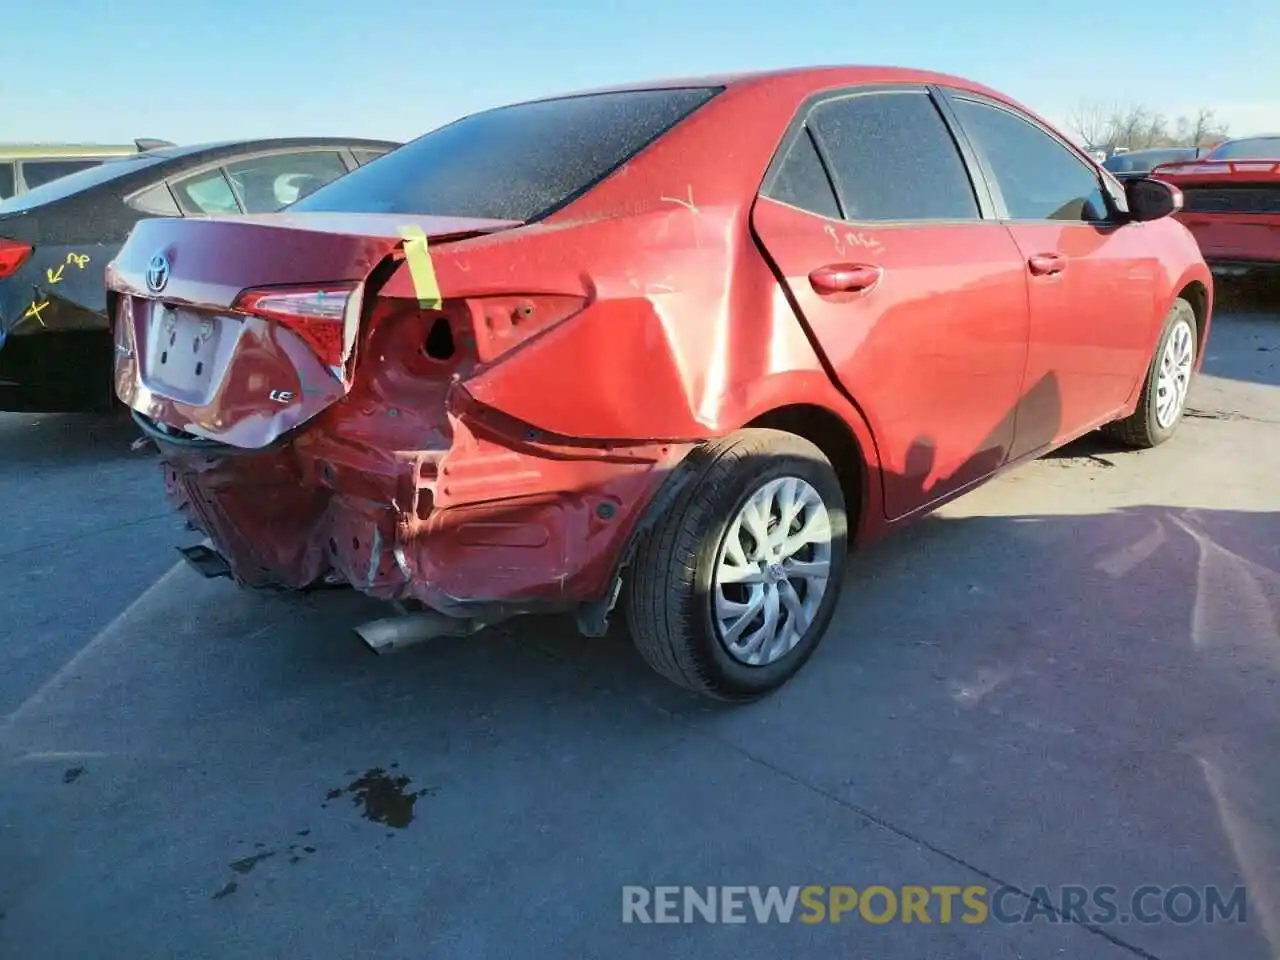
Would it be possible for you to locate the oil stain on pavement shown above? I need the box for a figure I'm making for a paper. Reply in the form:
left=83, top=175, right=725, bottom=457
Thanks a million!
left=323, top=764, right=434, bottom=829
left=209, top=765, right=430, bottom=899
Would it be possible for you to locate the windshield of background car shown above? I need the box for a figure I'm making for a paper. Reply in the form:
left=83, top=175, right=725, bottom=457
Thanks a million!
left=0, top=153, right=165, bottom=213
left=1206, top=137, right=1280, bottom=160
left=290, top=87, right=722, bottom=221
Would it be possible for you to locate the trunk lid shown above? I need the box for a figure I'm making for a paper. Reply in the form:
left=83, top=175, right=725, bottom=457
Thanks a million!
left=110, top=212, right=520, bottom=449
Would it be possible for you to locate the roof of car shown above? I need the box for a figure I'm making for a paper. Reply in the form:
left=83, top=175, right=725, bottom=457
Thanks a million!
left=143, top=136, right=400, bottom=159
left=521, top=64, right=1010, bottom=103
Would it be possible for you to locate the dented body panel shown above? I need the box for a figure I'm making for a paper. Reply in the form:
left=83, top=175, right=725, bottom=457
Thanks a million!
left=108, top=66, right=1210, bottom=626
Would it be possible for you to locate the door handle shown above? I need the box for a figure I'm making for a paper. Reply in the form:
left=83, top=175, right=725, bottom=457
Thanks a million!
left=1027, top=253, right=1066, bottom=276
left=809, top=263, right=882, bottom=294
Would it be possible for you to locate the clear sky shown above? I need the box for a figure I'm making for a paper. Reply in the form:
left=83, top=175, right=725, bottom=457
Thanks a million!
left=4, top=0, right=1276, bottom=147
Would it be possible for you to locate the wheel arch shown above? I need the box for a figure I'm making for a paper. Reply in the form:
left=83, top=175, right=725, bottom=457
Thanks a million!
left=744, top=403, right=870, bottom=541
left=1174, top=278, right=1211, bottom=361
left=579, top=398, right=882, bottom=637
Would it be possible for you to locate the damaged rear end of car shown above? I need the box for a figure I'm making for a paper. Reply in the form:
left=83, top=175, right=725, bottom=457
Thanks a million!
left=109, top=210, right=692, bottom=644
left=109, top=84, right=743, bottom=651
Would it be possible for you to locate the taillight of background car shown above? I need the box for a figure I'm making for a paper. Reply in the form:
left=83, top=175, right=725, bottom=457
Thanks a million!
left=0, top=238, right=32, bottom=279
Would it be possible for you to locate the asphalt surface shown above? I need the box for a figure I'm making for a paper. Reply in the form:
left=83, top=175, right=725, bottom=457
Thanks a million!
left=1, top=297, right=1278, bottom=960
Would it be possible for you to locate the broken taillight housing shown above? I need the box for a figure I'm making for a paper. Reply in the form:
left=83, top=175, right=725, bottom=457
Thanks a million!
left=0, top=238, right=32, bottom=279
left=232, top=283, right=357, bottom=368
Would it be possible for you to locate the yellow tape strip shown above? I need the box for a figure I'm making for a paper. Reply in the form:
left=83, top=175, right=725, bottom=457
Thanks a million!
left=398, top=225, right=443, bottom=309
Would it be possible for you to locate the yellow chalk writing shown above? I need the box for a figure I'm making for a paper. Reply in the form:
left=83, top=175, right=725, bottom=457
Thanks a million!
left=66, top=252, right=90, bottom=269
left=23, top=300, right=51, bottom=327
left=46, top=264, right=65, bottom=284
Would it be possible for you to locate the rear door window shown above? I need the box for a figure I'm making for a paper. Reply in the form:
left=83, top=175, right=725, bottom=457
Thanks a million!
left=127, top=182, right=183, bottom=216
left=222, top=151, right=351, bottom=212
left=0, top=163, right=13, bottom=199
left=950, top=97, right=1111, bottom=222
left=20, top=158, right=108, bottom=190
left=290, top=87, right=721, bottom=221
left=351, top=148, right=390, bottom=166
left=806, top=90, right=981, bottom=222
left=171, top=169, right=242, bottom=215
left=763, top=130, right=842, bottom=220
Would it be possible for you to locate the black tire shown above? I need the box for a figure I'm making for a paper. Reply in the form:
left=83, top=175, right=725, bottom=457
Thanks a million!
left=1101, top=298, right=1198, bottom=449
left=624, top=428, right=849, bottom=701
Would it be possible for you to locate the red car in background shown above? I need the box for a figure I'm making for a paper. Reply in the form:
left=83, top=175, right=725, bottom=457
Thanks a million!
left=1151, top=134, right=1280, bottom=287
left=107, top=66, right=1212, bottom=701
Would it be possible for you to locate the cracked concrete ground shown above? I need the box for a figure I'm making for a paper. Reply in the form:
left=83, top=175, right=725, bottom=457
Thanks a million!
left=1, top=298, right=1278, bottom=959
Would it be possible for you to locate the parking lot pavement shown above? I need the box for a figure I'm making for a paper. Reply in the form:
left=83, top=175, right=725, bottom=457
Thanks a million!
left=1, top=303, right=1277, bottom=960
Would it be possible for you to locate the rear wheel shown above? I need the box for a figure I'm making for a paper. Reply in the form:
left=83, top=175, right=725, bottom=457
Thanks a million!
left=1102, top=298, right=1197, bottom=449
left=625, top=428, right=849, bottom=701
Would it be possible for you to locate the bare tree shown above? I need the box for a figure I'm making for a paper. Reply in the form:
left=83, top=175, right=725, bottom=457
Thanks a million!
left=1175, top=107, right=1230, bottom=147
left=1107, top=104, right=1170, bottom=150
left=1066, top=101, right=1113, bottom=149
left=1068, top=100, right=1232, bottom=153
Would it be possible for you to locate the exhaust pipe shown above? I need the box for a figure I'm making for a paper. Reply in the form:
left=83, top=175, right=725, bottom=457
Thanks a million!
left=178, top=543, right=232, bottom=579
left=354, top=609, right=486, bottom=655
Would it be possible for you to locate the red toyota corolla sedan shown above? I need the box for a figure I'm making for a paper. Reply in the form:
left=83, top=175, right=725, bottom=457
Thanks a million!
left=107, top=66, right=1212, bottom=701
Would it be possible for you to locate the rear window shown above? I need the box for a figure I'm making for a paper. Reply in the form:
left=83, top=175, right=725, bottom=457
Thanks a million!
left=1207, top=137, right=1280, bottom=160
left=290, top=87, right=721, bottom=221
left=0, top=162, right=13, bottom=200
left=0, top=153, right=163, bottom=213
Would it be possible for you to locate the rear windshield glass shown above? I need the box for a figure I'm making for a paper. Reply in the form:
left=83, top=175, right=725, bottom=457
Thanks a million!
left=290, top=87, right=721, bottom=221
left=1207, top=137, right=1280, bottom=160
left=0, top=153, right=163, bottom=213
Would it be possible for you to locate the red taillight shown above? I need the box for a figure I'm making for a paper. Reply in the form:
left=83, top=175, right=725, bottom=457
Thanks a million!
left=232, top=283, right=356, bottom=368
left=0, top=238, right=32, bottom=279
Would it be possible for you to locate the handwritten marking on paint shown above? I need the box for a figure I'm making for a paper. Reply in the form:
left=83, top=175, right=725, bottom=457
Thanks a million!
left=824, top=224, right=885, bottom=255
left=45, top=253, right=89, bottom=285
left=659, top=186, right=699, bottom=216
left=397, top=226, right=442, bottom=309
left=660, top=186, right=701, bottom=248
left=22, top=300, right=50, bottom=327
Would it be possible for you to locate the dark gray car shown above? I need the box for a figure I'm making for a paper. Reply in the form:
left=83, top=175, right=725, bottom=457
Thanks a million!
left=1103, top=146, right=1204, bottom=179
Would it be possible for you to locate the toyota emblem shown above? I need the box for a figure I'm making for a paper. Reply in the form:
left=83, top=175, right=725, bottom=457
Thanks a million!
left=145, top=251, right=171, bottom=294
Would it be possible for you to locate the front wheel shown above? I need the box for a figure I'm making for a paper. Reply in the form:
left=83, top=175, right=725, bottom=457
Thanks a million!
left=1102, top=297, right=1198, bottom=449
left=625, top=428, right=849, bottom=701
